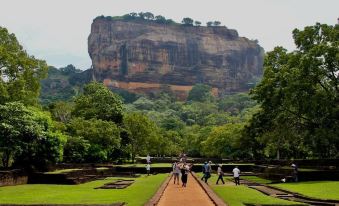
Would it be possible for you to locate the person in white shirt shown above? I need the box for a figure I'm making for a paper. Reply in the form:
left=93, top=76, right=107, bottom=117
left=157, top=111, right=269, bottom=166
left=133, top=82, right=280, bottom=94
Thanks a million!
left=146, top=154, right=151, bottom=164
left=232, top=166, right=240, bottom=185
left=172, top=162, right=180, bottom=184
left=146, top=163, right=151, bottom=176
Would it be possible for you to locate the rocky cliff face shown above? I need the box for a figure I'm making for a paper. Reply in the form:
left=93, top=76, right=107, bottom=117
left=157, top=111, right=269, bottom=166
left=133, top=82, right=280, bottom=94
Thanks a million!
left=88, top=17, right=264, bottom=98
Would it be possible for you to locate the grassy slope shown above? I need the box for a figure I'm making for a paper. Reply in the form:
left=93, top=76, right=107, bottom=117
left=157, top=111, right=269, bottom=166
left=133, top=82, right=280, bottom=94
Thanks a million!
left=240, top=176, right=273, bottom=184
left=45, top=168, right=83, bottom=174
left=274, top=181, right=339, bottom=200
left=0, top=174, right=168, bottom=205
left=197, top=174, right=300, bottom=206
left=212, top=186, right=299, bottom=206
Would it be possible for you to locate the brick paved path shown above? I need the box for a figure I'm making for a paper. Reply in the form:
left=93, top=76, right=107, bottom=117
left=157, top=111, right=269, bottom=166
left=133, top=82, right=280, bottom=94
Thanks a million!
left=157, top=173, right=215, bottom=206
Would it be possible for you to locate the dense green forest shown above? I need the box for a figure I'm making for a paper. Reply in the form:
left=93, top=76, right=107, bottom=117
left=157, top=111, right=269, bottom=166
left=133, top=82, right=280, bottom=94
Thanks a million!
left=0, top=22, right=338, bottom=170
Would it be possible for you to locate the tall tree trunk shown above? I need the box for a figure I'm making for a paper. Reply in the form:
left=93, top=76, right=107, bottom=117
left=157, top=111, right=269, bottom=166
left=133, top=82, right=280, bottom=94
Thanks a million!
left=131, top=153, right=135, bottom=164
left=276, top=148, right=280, bottom=160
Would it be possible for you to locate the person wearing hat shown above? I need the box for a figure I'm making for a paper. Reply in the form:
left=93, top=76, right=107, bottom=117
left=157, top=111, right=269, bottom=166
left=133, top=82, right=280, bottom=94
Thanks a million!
left=216, top=164, right=225, bottom=184
left=291, top=163, right=298, bottom=182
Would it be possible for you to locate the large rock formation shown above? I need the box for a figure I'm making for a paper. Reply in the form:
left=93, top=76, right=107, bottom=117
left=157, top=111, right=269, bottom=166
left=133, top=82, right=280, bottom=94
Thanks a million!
left=88, top=16, right=264, bottom=98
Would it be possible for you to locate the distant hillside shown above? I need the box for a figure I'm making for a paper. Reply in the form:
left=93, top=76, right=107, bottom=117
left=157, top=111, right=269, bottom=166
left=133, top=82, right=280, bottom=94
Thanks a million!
left=39, top=65, right=92, bottom=105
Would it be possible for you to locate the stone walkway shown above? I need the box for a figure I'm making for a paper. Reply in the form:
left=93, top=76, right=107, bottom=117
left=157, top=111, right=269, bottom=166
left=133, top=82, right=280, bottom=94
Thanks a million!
left=157, top=173, right=215, bottom=206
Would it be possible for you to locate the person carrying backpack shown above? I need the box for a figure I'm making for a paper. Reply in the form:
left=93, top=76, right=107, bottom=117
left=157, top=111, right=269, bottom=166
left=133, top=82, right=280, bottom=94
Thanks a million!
left=201, top=162, right=207, bottom=181
left=216, top=164, right=225, bottom=184
left=203, top=161, right=212, bottom=184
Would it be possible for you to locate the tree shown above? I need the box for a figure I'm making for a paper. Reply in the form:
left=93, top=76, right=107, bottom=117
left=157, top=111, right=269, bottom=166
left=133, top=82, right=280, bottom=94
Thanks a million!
left=202, top=123, right=244, bottom=158
left=129, top=12, right=137, bottom=18
left=138, top=12, right=145, bottom=19
left=206, top=21, right=213, bottom=27
left=187, top=84, right=213, bottom=102
left=144, top=12, right=154, bottom=20
left=213, top=21, right=221, bottom=26
left=0, top=27, right=48, bottom=105
left=63, top=136, right=90, bottom=163
left=0, top=102, right=65, bottom=169
left=218, top=93, right=257, bottom=115
left=181, top=101, right=218, bottom=125
left=67, top=118, right=120, bottom=162
left=165, top=19, right=175, bottom=24
left=155, top=15, right=167, bottom=24
left=248, top=23, right=339, bottom=158
left=181, top=17, right=194, bottom=26
left=73, top=82, right=123, bottom=123
left=49, top=101, right=73, bottom=123
left=132, top=96, right=156, bottom=110
left=123, top=113, right=158, bottom=162
left=194, top=21, right=201, bottom=26
left=60, top=64, right=79, bottom=75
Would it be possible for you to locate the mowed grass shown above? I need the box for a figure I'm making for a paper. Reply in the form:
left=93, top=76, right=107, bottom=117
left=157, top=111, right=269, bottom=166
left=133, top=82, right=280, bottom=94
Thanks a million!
left=274, top=181, right=339, bottom=200
left=45, top=168, right=83, bottom=174
left=46, top=167, right=110, bottom=174
left=118, top=163, right=172, bottom=168
left=240, top=176, right=273, bottom=184
left=197, top=173, right=301, bottom=206
left=0, top=174, right=168, bottom=206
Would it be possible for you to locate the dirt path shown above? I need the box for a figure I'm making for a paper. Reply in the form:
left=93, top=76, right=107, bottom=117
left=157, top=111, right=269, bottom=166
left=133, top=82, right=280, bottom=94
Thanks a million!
left=157, top=173, right=215, bottom=206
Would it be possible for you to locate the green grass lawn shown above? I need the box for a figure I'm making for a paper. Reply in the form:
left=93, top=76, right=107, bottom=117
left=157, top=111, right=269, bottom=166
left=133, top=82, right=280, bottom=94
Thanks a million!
left=118, top=163, right=173, bottom=168
left=0, top=174, right=168, bottom=205
left=197, top=174, right=301, bottom=206
left=45, top=168, right=83, bottom=174
left=240, top=176, right=273, bottom=184
left=273, top=181, right=339, bottom=200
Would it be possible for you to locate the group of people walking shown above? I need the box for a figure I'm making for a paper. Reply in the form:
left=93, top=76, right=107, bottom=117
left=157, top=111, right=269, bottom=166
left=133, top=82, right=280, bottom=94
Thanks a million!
left=201, top=161, right=241, bottom=186
left=172, top=159, right=242, bottom=187
left=147, top=153, right=242, bottom=186
left=172, top=162, right=191, bottom=187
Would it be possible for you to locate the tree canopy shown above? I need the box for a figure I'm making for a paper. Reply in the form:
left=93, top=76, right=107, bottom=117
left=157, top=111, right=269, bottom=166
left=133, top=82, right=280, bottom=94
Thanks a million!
left=0, top=102, right=65, bottom=169
left=0, top=27, right=48, bottom=106
left=246, top=23, right=339, bottom=159
left=73, top=82, right=123, bottom=123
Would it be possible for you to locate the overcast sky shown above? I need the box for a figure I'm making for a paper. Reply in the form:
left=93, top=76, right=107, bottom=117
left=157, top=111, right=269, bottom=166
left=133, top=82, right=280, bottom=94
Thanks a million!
left=0, top=0, right=338, bottom=69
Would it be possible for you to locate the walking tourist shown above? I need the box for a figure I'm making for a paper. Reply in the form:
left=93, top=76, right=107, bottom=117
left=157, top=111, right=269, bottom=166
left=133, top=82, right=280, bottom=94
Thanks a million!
left=181, top=163, right=190, bottom=187
left=203, top=161, right=212, bottom=184
left=146, top=154, right=151, bottom=164
left=291, top=163, right=298, bottom=182
left=172, top=162, right=180, bottom=184
left=232, top=166, right=240, bottom=185
left=146, top=163, right=151, bottom=176
left=216, top=164, right=225, bottom=184
left=201, top=162, right=207, bottom=181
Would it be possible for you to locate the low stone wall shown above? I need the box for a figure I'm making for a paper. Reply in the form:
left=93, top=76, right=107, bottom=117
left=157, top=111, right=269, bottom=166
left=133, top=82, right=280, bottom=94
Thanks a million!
left=29, top=168, right=135, bottom=185
left=253, top=159, right=339, bottom=169
left=0, top=169, right=28, bottom=186
left=255, top=166, right=339, bottom=182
